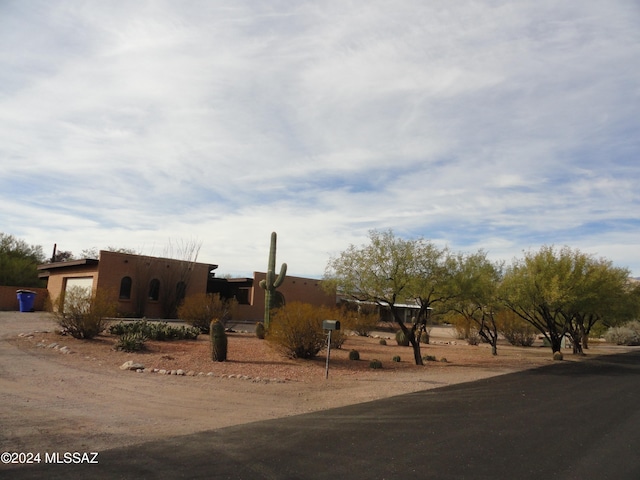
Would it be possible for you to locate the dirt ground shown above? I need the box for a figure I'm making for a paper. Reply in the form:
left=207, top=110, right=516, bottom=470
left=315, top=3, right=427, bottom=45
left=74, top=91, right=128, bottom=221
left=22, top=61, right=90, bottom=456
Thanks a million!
left=0, top=312, right=629, bottom=459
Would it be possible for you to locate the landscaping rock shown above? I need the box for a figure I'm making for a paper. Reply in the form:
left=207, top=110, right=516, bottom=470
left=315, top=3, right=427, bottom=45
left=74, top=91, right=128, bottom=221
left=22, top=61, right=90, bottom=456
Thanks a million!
left=120, top=361, right=145, bottom=371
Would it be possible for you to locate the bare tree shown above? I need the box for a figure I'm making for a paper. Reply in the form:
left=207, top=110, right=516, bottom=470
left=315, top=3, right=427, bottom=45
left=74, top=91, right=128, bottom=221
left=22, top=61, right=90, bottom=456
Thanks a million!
left=158, top=239, right=202, bottom=318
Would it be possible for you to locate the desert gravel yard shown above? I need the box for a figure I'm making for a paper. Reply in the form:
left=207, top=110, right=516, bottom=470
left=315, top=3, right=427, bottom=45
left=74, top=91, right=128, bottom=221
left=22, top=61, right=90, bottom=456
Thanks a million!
left=0, top=312, right=629, bottom=459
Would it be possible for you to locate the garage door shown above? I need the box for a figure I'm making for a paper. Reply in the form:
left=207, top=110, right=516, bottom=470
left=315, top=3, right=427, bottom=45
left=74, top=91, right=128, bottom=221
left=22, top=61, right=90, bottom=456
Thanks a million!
left=65, top=277, right=94, bottom=295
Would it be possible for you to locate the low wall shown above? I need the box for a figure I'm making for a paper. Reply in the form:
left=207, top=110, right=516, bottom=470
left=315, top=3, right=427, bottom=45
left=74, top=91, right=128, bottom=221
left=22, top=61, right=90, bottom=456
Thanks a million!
left=0, top=286, right=49, bottom=311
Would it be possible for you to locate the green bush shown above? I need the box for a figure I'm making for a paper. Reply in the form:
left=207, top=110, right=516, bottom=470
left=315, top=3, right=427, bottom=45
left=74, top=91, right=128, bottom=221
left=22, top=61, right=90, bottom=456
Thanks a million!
left=108, top=320, right=199, bottom=341
left=177, top=293, right=238, bottom=333
left=369, top=359, right=383, bottom=369
left=392, top=355, right=401, bottom=363
left=423, top=355, right=437, bottom=362
left=266, top=302, right=330, bottom=359
left=348, top=349, right=360, bottom=361
left=420, top=331, right=430, bottom=344
left=114, top=332, right=147, bottom=352
left=553, top=351, right=564, bottom=361
left=53, top=286, right=117, bottom=339
left=379, top=339, right=387, bottom=346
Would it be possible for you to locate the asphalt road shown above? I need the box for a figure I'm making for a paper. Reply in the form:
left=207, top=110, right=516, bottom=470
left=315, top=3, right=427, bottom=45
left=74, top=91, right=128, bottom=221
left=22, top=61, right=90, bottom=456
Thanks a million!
left=6, top=350, right=639, bottom=480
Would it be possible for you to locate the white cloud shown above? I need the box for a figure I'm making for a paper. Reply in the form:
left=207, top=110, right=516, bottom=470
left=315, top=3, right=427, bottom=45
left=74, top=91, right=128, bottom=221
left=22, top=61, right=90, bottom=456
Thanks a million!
left=1, top=0, right=639, bottom=277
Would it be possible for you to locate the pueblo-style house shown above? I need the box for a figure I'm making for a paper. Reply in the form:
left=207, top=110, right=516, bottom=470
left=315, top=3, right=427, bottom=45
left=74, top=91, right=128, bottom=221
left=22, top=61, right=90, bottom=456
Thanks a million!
left=37, top=250, right=335, bottom=321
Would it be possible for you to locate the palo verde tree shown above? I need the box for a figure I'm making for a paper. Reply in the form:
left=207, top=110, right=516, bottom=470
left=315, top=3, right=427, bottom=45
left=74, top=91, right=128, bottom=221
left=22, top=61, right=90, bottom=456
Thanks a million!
left=446, top=250, right=503, bottom=355
left=325, top=230, right=453, bottom=365
left=500, top=245, right=636, bottom=356
left=500, top=246, right=581, bottom=355
left=409, top=240, right=457, bottom=345
left=562, top=257, right=638, bottom=354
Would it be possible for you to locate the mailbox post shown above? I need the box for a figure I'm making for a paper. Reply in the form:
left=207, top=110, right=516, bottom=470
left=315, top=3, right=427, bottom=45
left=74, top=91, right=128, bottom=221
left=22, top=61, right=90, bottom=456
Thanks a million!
left=323, top=320, right=341, bottom=379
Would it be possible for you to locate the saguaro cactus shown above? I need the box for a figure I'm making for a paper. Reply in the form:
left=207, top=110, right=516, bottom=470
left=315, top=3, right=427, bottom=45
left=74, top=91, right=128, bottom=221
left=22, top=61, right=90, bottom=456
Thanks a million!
left=210, top=319, right=227, bottom=362
left=258, top=231, right=287, bottom=329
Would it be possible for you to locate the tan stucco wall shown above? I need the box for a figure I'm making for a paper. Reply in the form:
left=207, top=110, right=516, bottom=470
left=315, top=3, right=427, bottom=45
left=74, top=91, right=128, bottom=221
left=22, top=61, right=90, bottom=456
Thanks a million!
left=95, top=251, right=212, bottom=318
left=41, top=251, right=212, bottom=318
left=40, top=253, right=336, bottom=320
left=0, top=286, right=49, bottom=311
left=44, top=265, right=98, bottom=310
left=236, top=272, right=336, bottom=322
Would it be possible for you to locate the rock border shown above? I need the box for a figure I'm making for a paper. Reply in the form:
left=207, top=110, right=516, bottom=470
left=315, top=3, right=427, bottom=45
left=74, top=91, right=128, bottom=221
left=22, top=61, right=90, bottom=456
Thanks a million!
left=18, top=332, right=289, bottom=383
left=119, top=360, right=289, bottom=383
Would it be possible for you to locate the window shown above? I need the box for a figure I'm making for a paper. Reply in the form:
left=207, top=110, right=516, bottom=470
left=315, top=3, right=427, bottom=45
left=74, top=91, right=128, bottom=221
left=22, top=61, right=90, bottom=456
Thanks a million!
left=119, top=276, right=132, bottom=300
left=148, top=279, right=160, bottom=301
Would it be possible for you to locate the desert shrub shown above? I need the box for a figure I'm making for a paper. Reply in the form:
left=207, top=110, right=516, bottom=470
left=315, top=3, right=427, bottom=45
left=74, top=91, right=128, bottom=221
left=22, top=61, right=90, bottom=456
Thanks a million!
left=177, top=293, right=238, bottom=332
left=423, top=355, right=437, bottom=362
left=504, top=330, right=536, bottom=347
left=420, top=331, right=430, bottom=344
left=498, top=311, right=537, bottom=346
left=329, top=329, right=347, bottom=349
left=369, top=359, right=383, bottom=369
left=395, top=330, right=410, bottom=346
left=379, top=339, right=387, bottom=346
left=339, top=306, right=379, bottom=336
left=553, top=351, right=564, bottom=361
left=348, top=349, right=360, bottom=361
left=53, top=286, right=117, bottom=339
left=440, top=357, right=448, bottom=363
left=449, top=314, right=473, bottom=340
left=108, top=320, right=199, bottom=341
left=467, top=332, right=480, bottom=346
left=392, top=355, right=401, bottom=363
left=266, top=302, right=330, bottom=359
left=605, top=321, right=640, bottom=346
left=114, top=332, right=147, bottom=352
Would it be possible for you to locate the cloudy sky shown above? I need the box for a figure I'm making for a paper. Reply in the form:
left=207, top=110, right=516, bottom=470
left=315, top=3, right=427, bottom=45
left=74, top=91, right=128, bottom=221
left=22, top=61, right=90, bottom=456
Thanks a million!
left=1, top=1, right=639, bottom=278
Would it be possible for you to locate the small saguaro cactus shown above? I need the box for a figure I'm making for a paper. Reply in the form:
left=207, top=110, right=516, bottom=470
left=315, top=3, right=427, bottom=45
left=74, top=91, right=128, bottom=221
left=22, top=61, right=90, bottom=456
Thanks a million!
left=210, top=319, right=228, bottom=362
left=255, top=322, right=265, bottom=340
left=258, top=232, right=287, bottom=329
left=395, top=329, right=410, bottom=346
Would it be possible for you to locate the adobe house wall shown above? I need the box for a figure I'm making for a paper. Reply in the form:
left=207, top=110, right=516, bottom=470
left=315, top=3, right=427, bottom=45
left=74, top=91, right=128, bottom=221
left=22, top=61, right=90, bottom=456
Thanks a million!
left=95, top=251, right=212, bottom=318
left=38, top=252, right=336, bottom=321
left=236, top=272, right=336, bottom=322
left=42, top=264, right=99, bottom=311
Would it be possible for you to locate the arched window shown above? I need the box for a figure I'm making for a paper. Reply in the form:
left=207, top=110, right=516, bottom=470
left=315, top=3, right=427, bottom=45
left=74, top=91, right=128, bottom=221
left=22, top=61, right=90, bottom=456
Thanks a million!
left=119, top=276, right=132, bottom=300
left=148, top=279, right=160, bottom=301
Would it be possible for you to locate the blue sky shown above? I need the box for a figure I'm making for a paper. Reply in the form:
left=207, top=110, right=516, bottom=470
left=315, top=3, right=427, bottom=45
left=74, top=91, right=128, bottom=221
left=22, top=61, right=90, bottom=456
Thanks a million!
left=1, top=1, right=639, bottom=278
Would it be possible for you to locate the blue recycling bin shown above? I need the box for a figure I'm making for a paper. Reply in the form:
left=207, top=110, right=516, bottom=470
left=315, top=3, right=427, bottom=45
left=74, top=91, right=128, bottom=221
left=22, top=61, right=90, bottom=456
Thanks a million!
left=17, top=290, right=37, bottom=312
